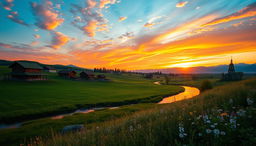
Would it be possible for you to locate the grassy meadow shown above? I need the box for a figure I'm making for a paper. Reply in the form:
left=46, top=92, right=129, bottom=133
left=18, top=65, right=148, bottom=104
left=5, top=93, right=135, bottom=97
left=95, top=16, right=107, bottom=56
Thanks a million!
left=37, top=78, right=256, bottom=146
left=0, top=65, right=255, bottom=145
left=0, top=65, right=184, bottom=145
left=0, top=66, right=183, bottom=123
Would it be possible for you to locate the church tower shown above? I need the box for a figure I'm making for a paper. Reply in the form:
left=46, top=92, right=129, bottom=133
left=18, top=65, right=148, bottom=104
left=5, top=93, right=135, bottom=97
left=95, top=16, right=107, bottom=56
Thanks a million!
left=228, top=58, right=235, bottom=73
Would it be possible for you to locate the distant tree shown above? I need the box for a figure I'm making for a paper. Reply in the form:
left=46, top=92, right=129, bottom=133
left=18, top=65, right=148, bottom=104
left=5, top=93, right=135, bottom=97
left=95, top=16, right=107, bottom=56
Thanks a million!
left=200, top=80, right=213, bottom=92
left=164, top=75, right=170, bottom=85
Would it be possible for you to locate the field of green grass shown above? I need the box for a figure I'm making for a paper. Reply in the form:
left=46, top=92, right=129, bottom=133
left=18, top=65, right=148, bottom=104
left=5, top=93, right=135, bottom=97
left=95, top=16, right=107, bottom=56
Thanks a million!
left=0, top=66, right=183, bottom=123
left=0, top=65, right=185, bottom=145
left=37, top=78, right=256, bottom=146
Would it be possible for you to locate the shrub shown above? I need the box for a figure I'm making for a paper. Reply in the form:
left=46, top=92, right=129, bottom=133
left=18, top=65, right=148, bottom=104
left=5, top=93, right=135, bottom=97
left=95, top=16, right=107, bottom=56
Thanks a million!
left=200, top=80, right=213, bottom=92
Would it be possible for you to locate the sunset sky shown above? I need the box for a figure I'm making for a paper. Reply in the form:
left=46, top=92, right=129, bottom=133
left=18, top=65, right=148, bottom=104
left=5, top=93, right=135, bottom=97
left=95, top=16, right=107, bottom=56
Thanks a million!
left=0, top=0, right=256, bottom=70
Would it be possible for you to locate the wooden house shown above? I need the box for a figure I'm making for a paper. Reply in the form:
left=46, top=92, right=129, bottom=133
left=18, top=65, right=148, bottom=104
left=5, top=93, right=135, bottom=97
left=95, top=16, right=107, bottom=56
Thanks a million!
left=43, top=66, right=57, bottom=73
left=80, top=71, right=95, bottom=79
left=8, top=61, right=47, bottom=80
left=58, top=70, right=77, bottom=78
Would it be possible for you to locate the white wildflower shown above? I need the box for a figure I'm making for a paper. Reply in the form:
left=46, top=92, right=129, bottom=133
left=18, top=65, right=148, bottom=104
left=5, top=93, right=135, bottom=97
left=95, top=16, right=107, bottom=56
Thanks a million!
left=129, top=125, right=134, bottom=132
left=198, top=133, right=202, bottom=136
left=237, top=109, right=246, bottom=117
left=213, top=129, right=220, bottom=136
left=247, top=98, right=254, bottom=105
left=229, top=99, right=233, bottom=104
left=220, top=131, right=226, bottom=135
left=206, top=129, right=212, bottom=134
left=179, top=133, right=185, bottom=138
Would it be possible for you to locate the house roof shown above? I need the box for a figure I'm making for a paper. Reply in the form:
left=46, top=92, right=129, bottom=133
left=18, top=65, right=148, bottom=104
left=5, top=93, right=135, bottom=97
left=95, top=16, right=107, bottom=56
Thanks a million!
left=80, top=71, right=94, bottom=75
left=10, top=61, right=43, bottom=69
left=9, top=72, right=47, bottom=76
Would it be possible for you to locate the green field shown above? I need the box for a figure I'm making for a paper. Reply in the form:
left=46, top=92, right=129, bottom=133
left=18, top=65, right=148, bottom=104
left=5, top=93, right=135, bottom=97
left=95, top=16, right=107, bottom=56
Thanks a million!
left=0, top=66, right=183, bottom=123
left=0, top=65, right=185, bottom=145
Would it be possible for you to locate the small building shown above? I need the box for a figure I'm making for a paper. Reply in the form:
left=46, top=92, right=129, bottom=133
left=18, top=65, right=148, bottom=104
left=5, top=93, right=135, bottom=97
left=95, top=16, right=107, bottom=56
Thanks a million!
left=43, top=66, right=56, bottom=73
left=58, top=70, right=77, bottom=78
left=80, top=71, right=95, bottom=79
left=8, top=61, right=47, bottom=80
left=221, top=59, right=243, bottom=81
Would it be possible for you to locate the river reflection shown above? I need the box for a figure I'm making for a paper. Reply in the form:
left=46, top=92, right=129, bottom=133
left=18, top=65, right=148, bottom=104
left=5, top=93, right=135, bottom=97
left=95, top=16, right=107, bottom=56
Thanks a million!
left=158, top=86, right=200, bottom=104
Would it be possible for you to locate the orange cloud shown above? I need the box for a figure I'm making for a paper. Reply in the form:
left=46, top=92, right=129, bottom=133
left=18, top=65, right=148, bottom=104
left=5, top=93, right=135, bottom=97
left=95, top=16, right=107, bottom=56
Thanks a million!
left=119, top=16, right=127, bottom=22
left=70, top=23, right=256, bottom=70
left=144, top=22, right=155, bottom=28
left=0, top=0, right=14, bottom=11
left=202, top=2, right=256, bottom=27
left=31, top=2, right=64, bottom=30
left=99, top=0, right=116, bottom=9
left=50, top=32, right=70, bottom=49
left=176, top=1, right=188, bottom=8
left=82, top=21, right=98, bottom=37
left=34, top=34, right=41, bottom=39
left=87, top=0, right=97, bottom=9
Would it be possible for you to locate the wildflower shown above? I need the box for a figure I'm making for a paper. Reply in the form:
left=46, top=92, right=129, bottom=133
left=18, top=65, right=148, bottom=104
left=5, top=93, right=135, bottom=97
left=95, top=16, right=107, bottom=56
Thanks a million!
left=230, top=116, right=237, bottom=129
left=247, top=98, right=254, bottom=105
left=129, top=125, right=134, bottom=132
left=179, top=133, right=185, bottom=138
left=178, top=123, right=187, bottom=138
left=220, top=112, right=228, bottom=116
left=237, top=109, right=246, bottom=117
left=198, top=133, right=202, bottom=136
left=214, top=123, right=218, bottom=126
left=229, top=99, right=233, bottom=104
left=217, top=109, right=223, bottom=113
left=213, top=129, right=220, bottom=136
left=220, top=131, right=226, bottom=135
left=206, top=129, right=212, bottom=134
left=210, top=125, right=215, bottom=128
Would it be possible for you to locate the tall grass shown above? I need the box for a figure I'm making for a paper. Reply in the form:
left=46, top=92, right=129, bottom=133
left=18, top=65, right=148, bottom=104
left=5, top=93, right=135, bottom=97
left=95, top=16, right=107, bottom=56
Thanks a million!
left=37, top=78, right=256, bottom=146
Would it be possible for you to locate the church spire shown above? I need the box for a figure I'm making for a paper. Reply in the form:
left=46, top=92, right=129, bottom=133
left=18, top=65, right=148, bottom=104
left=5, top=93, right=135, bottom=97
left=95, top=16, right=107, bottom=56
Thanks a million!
left=228, top=57, right=235, bottom=73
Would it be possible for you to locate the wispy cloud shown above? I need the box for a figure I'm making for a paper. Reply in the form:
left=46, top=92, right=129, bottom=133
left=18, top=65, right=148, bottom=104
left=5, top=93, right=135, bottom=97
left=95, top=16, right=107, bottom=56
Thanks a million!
left=0, top=0, right=14, bottom=11
left=31, top=1, right=64, bottom=30
left=34, top=34, right=41, bottom=39
left=99, top=0, right=117, bottom=9
left=82, top=20, right=98, bottom=37
left=119, top=16, right=127, bottom=22
left=7, top=11, right=29, bottom=26
left=50, top=32, right=70, bottom=49
left=176, top=1, right=188, bottom=8
left=203, top=2, right=256, bottom=27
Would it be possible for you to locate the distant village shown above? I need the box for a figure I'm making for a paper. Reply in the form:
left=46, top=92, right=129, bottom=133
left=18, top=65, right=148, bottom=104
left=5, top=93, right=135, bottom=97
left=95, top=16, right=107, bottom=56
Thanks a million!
left=4, top=58, right=244, bottom=82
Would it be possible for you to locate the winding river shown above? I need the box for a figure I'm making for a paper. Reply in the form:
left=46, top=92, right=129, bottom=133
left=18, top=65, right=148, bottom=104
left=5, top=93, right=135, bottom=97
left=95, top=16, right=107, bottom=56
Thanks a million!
left=0, top=85, right=200, bottom=130
left=158, top=86, right=200, bottom=104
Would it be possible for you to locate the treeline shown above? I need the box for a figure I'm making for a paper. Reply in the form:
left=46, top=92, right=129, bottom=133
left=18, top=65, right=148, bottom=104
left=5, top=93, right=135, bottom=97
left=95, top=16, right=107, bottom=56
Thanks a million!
left=93, top=68, right=127, bottom=73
